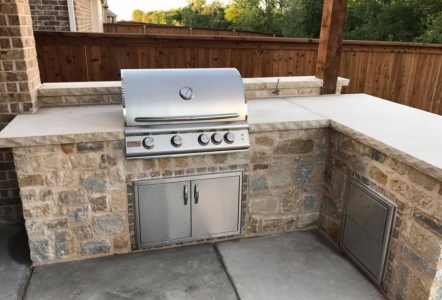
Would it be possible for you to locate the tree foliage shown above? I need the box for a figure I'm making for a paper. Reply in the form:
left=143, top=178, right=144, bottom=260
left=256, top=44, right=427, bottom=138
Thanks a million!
left=131, top=0, right=442, bottom=44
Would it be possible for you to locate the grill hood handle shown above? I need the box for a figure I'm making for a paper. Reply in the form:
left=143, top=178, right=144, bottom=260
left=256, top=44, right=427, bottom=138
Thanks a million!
left=134, top=113, right=240, bottom=123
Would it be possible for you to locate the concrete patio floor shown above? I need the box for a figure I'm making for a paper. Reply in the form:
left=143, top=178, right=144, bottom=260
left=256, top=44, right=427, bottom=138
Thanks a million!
left=0, top=224, right=32, bottom=300
left=21, top=229, right=386, bottom=300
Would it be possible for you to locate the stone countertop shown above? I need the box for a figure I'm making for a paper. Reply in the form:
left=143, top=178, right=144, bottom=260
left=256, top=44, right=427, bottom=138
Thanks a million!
left=0, top=100, right=328, bottom=148
left=288, top=94, right=442, bottom=181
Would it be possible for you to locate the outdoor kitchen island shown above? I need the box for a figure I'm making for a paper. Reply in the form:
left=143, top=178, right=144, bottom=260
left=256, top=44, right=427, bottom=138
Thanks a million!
left=0, top=93, right=441, bottom=300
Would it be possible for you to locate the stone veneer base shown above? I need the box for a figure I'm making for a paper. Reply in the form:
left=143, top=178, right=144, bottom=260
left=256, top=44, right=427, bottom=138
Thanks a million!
left=14, top=128, right=327, bottom=266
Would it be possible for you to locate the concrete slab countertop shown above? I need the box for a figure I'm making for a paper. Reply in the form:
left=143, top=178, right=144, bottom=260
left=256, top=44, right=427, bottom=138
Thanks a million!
left=0, top=93, right=440, bottom=180
left=288, top=94, right=442, bottom=181
left=0, top=99, right=328, bottom=148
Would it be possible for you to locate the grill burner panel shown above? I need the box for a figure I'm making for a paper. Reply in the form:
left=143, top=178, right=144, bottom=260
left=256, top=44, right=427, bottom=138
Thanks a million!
left=122, top=68, right=250, bottom=159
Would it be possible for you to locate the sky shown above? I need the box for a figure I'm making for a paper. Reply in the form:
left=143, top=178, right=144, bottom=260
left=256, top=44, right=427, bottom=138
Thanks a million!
left=107, top=0, right=231, bottom=21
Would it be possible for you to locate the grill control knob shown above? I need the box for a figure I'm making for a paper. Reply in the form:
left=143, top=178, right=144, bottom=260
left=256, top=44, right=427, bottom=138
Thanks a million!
left=212, top=133, right=223, bottom=145
left=142, top=137, right=155, bottom=149
left=171, top=135, right=183, bottom=147
left=224, top=132, right=235, bottom=144
left=198, top=134, right=210, bottom=146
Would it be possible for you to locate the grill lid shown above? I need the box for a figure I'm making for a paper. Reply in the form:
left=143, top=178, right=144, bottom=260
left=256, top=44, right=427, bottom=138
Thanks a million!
left=122, top=68, right=247, bottom=127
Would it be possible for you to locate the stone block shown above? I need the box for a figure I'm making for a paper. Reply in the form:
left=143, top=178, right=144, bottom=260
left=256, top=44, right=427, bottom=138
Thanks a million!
left=410, top=276, right=430, bottom=300
left=249, top=175, right=269, bottom=193
left=25, top=220, right=43, bottom=234
left=252, top=164, right=269, bottom=171
left=211, top=154, right=228, bottom=164
left=93, top=214, right=126, bottom=235
left=55, top=230, right=74, bottom=258
left=315, top=149, right=328, bottom=162
left=395, top=264, right=409, bottom=300
left=251, top=150, right=270, bottom=164
left=281, top=188, right=300, bottom=213
left=100, top=154, right=117, bottom=169
left=254, top=134, right=276, bottom=147
left=44, top=173, right=56, bottom=187
left=371, top=149, right=386, bottom=163
left=368, top=166, right=388, bottom=185
left=90, top=195, right=107, bottom=212
left=321, top=195, right=341, bottom=218
left=81, top=239, right=111, bottom=255
left=303, top=195, right=317, bottom=213
left=23, top=203, right=52, bottom=218
left=408, top=168, right=437, bottom=191
left=20, top=189, right=36, bottom=202
left=73, top=224, right=93, bottom=240
left=390, top=179, right=432, bottom=208
left=45, top=218, right=68, bottom=230
left=56, top=171, right=78, bottom=186
left=40, top=188, right=54, bottom=202
left=295, top=164, right=313, bottom=184
left=262, top=216, right=295, bottom=233
left=18, top=174, right=44, bottom=187
left=108, top=141, right=125, bottom=150
left=29, top=237, right=54, bottom=262
left=113, top=236, right=129, bottom=249
left=70, top=154, right=99, bottom=169
left=61, top=143, right=75, bottom=154
left=389, top=158, right=408, bottom=175
left=109, top=169, right=125, bottom=184
left=402, top=222, right=442, bottom=264
left=298, top=212, right=319, bottom=229
left=81, top=173, right=108, bottom=193
left=274, top=139, right=314, bottom=154
left=174, top=157, right=188, bottom=168
left=58, top=189, right=86, bottom=205
left=77, top=142, right=103, bottom=152
left=246, top=215, right=259, bottom=234
left=351, top=158, right=367, bottom=173
left=62, top=206, right=89, bottom=222
left=413, top=209, right=442, bottom=237
left=268, top=159, right=293, bottom=188
left=249, top=196, right=278, bottom=214
left=400, top=244, right=437, bottom=278
left=109, top=189, right=126, bottom=212
left=30, top=154, right=68, bottom=171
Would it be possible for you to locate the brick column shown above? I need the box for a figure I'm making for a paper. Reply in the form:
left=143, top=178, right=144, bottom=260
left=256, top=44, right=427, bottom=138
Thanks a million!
left=0, top=0, right=41, bottom=223
left=0, top=0, right=41, bottom=114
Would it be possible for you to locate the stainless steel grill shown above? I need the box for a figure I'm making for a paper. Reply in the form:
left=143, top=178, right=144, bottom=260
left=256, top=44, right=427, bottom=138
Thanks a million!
left=123, top=68, right=250, bottom=159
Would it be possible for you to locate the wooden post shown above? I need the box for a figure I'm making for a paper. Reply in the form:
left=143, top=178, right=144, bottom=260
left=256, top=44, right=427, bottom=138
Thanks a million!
left=316, top=0, right=348, bottom=94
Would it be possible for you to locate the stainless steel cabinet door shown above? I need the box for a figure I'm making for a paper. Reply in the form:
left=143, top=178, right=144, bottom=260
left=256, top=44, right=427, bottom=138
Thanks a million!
left=137, top=181, right=191, bottom=246
left=191, top=176, right=240, bottom=238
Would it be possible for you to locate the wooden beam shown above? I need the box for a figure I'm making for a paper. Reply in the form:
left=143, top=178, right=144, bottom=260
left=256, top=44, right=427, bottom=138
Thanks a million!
left=316, top=0, right=348, bottom=94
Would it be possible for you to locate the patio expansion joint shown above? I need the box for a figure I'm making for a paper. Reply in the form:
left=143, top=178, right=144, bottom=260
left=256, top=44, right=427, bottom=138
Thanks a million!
left=213, top=244, right=242, bottom=300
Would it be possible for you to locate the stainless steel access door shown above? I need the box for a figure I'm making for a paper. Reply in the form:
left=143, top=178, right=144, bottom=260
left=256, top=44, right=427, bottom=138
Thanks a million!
left=191, top=175, right=241, bottom=238
left=136, top=181, right=191, bottom=246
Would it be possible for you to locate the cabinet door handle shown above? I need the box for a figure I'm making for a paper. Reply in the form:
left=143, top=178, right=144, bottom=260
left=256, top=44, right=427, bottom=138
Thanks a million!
left=183, top=185, right=188, bottom=205
left=194, top=184, right=199, bottom=204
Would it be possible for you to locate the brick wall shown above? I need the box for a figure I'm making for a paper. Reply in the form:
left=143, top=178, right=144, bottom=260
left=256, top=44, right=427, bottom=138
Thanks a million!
left=29, top=0, right=70, bottom=31
left=320, top=129, right=442, bottom=300
left=0, top=0, right=41, bottom=224
left=73, top=0, right=91, bottom=32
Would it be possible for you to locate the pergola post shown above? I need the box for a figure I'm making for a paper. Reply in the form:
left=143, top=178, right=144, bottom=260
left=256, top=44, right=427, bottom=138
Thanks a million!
left=316, top=0, right=348, bottom=94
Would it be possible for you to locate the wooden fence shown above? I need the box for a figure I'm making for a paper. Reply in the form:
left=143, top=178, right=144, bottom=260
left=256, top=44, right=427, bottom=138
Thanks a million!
left=35, top=31, right=442, bottom=115
left=103, top=23, right=277, bottom=37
